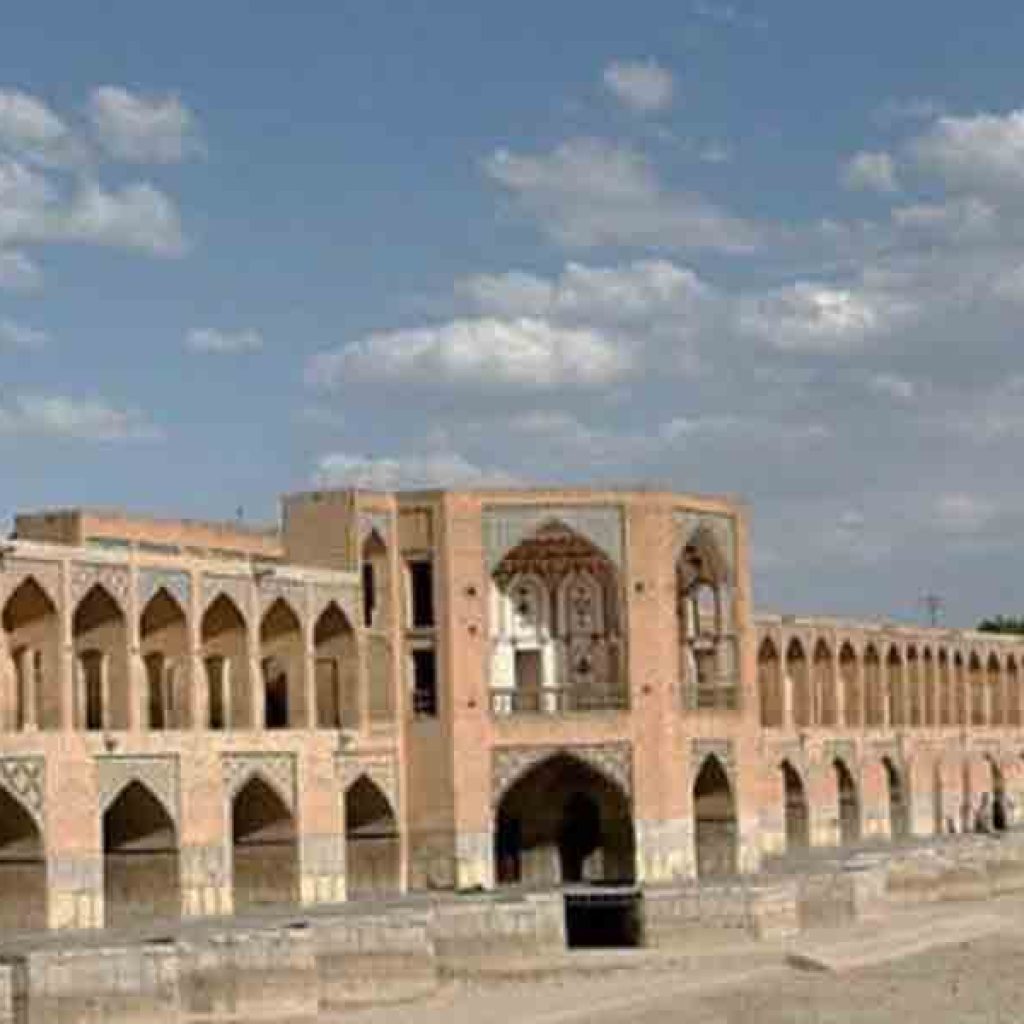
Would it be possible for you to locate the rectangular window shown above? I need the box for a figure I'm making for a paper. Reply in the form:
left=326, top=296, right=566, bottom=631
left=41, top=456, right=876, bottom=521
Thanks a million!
left=409, top=560, right=434, bottom=628
left=514, top=649, right=542, bottom=692
left=412, top=648, right=438, bottom=716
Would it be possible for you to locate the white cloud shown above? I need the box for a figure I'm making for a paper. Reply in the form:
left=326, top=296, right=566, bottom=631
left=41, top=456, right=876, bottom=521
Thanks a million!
left=660, top=414, right=830, bottom=447
left=457, top=259, right=709, bottom=323
left=736, top=282, right=916, bottom=353
left=911, top=109, right=1024, bottom=194
left=841, top=151, right=899, bottom=193
left=313, top=450, right=518, bottom=490
left=0, top=319, right=48, bottom=349
left=603, top=59, right=675, bottom=113
left=933, top=493, right=996, bottom=535
left=0, top=89, right=76, bottom=166
left=891, top=196, right=996, bottom=241
left=88, top=86, right=200, bottom=164
left=866, top=372, right=916, bottom=402
left=483, top=137, right=758, bottom=253
left=874, top=96, right=945, bottom=126
left=0, top=394, right=162, bottom=441
left=0, top=158, right=186, bottom=257
left=308, top=316, right=631, bottom=392
left=185, top=327, right=263, bottom=354
left=0, top=250, right=41, bottom=290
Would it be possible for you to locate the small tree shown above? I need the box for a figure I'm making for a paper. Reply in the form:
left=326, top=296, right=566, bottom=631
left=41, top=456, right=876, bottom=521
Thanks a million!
left=977, top=616, right=1024, bottom=635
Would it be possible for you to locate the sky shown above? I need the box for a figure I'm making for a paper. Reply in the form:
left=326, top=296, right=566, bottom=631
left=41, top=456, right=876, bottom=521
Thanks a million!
left=2, top=2, right=1024, bottom=626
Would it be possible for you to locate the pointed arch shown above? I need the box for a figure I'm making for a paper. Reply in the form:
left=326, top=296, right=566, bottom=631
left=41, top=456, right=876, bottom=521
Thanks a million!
left=103, top=779, right=180, bottom=926
left=922, top=647, right=936, bottom=726
left=345, top=775, right=400, bottom=898
left=201, top=593, right=248, bottom=729
left=2, top=575, right=59, bottom=731
left=906, top=646, right=922, bottom=726
left=938, top=649, right=952, bottom=726
left=883, top=757, right=909, bottom=839
left=786, top=638, right=811, bottom=727
left=986, top=755, right=1008, bottom=831
left=864, top=644, right=883, bottom=726
left=758, top=637, right=783, bottom=727
left=953, top=650, right=967, bottom=726
left=781, top=759, right=809, bottom=851
left=231, top=774, right=298, bottom=909
left=968, top=651, right=985, bottom=726
left=1008, top=656, right=1021, bottom=726
left=0, top=784, right=45, bottom=931
left=834, top=758, right=860, bottom=845
left=73, top=583, right=128, bottom=730
left=694, top=755, right=737, bottom=879
left=140, top=588, right=188, bottom=730
left=314, top=601, right=359, bottom=729
left=886, top=646, right=905, bottom=727
left=839, top=642, right=860, bottom=727
left=988, top=652, right=1005, bottom=726
left=814, top=638, right=836, bottom=726
left=494, top=752, right=635, bottom=886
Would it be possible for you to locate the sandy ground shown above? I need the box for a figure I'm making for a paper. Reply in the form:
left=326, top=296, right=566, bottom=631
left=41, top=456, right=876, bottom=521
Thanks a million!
left=325, top=907, right=1024, bottom=1024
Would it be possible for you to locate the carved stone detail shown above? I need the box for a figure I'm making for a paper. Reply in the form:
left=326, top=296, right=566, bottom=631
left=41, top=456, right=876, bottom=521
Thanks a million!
left=70, top=563, right=130, bottom=607
left=97, top=755, right=179, bottom=825
left=358, top=511, right=391, bottom=548
left=692, top=739, right=735, bottom=786
left=312, top=586, right=359, bottom=629
left=222, top=752, right=297, bottom=811
left=676, top=511, right=737, bottom=583
left=0, top=757, right=44, bottom=825
left=825, top=739, right=858, bottom=771
left=257, top=577, right=307, bottom=617
left=138, top=569, right=190, bottom=611
left=200, top=574, right=252, bottom=618
left=0, top=560, right=60, bottom=609
left=491, top=742, right=632, bottom=808
left=338, top=753, right=398, bottom=810
left=483, top=505, right=624, bottom=571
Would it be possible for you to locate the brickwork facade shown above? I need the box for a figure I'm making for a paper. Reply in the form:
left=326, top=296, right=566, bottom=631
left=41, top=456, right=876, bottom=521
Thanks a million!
left=0, top=486, right=1020, bottom=930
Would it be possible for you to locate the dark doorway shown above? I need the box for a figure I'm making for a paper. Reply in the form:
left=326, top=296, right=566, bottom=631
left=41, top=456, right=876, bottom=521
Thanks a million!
left=564, top=889, right=643, bottom=948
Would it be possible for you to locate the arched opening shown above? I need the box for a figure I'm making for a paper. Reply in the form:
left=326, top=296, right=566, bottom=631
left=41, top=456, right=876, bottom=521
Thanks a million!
left=758, top=638, right=783, bottom=727
left=361, top=532, right=395, bottom=722
left=345, top=776, right=400, bottom=899
left=906, top=647, right=921, bottom=726
left=676, top=525, right=737, bottom=711
left=140, top=589, right=188, bottom=730
left=694, top=755, right=738, bottom=879
left=231, top=776, right=298, bottom=909
left=786, top=638, right=811, bottom=727
left=814, top=640, right=836, bottom=726
left=73, top=585, right=128, bottom=730
left=938, top=650, right=952, bottom=726
left=781, top=760, right=809, bottom=852
left=314, top=603, right=358, bottom=729
left=961, top=758, right=973, bottom=832
left=864, top=645, right=883, bottom=726
left=839, top=643, right=860, bottom=727
left=201, top=594, right=248, bottom=729
left=0, top=787, right=45, bottom=930
left=969, top=652, right=985, bottom=726
left=2, top=576, right=59, bottom=730
left=494, top=754, right=635, bottom=886
left=988, top=654, right=1005, bottom=727
left=886, top=647, right=904, bottom=727
left=260, top=599, right=303, bottom=729
left=1009, top=657, right=1021, bottom=727
left=988, top=758, right=1008, bottom=831
left=953, top=652, right=967, bottom=726
left=933, top=760, right=946, bottom=834
left=103, top=781, right=180, bottom=927
left=489, top=521, right=624, bottom=714
left=922, top=649, right=936, bottom=726
left=834, top=759, right=860, bottom=845
left=884, top=757, right=909, bottom=839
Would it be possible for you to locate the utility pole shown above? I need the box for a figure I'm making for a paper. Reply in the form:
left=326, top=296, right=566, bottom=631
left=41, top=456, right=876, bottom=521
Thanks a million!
left=921, top=592, right=944, bottom=628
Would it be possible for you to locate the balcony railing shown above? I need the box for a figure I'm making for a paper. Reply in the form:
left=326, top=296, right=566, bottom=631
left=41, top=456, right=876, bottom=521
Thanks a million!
left=490, top=686, right=629, bottom=716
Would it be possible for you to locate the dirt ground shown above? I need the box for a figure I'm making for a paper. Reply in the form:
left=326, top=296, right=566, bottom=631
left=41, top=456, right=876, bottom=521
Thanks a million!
left=332, top=925, right=1024, bottom=1024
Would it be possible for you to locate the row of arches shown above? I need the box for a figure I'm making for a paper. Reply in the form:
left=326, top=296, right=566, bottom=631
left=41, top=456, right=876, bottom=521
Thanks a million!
left=0, top=773, right=400, bottom=933
left=1, top=576, right=363, bottom=732
left=759, top=635, right=1024, bottom=731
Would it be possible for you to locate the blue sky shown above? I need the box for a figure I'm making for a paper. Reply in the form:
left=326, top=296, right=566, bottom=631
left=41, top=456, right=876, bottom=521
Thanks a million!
left=4, top=1, right=1024, bottom=625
